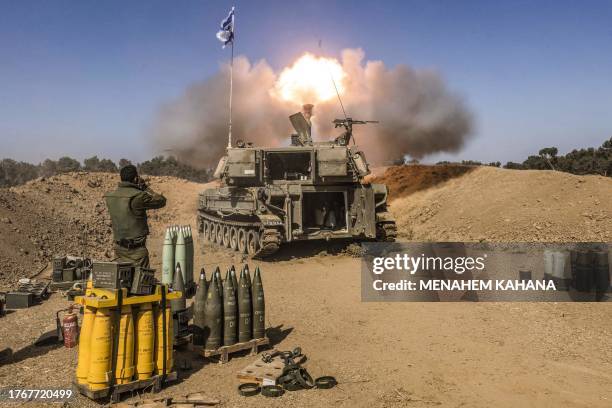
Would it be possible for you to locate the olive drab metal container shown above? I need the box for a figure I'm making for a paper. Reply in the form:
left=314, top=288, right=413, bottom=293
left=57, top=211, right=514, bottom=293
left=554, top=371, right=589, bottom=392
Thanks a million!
left=161, top=228, right=175, bottom=285
left=134, top=302, right=155, bottom=380
left=197, top=107, right=397, bottom=259
left=115, top=305, right=135, bottom=384
left=170, top=263, right=186, bottom=313
left=252, top=266, right=265, bottom=339
left=76, top=305, right=96, bottom=385
left=193, top=269, right=208, bottom=346
left=223, top=271, right=237, bottom=346
left=87, top=308, right=114, bottom=390
left=203, top=272, right=223, bottom=350
left=237, top=267, right=252, bottom=343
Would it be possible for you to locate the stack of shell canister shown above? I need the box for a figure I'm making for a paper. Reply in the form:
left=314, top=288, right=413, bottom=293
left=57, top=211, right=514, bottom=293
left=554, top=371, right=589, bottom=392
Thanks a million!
left=192, top=264, right=266, bottom=349
left=162, top=225, right=195, bottom=297
left=74, top=278, right=176, bottom=393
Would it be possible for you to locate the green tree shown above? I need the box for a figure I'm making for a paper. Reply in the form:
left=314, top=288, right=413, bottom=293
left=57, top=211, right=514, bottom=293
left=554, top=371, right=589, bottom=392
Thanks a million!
left=56, top=156, right=81, bottom=173
left=39, top=159, right=58, bottom=177
left=118, top=158, right=132, bottom=168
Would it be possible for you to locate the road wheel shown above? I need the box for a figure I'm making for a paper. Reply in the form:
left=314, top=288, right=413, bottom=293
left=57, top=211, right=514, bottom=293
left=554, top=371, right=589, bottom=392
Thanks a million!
left=229, top=227, right=239, bottom=251
left=202, top=221, right=211, bottom=242
left=210, top=223, right=218, bottom=244
left=247, top=230, right=260, bottom=256
left=238, top=228, right=248, bottom=254
left=222, top=225, right=231, bottom=247
left=216, top=223, right=224, bottom=244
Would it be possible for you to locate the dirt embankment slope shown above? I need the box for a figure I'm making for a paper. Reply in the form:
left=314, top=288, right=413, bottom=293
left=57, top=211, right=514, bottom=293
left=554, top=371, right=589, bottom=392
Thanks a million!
left=0, top=172, right=210, bottom=289
left=374, top=165, right=612, bottom=242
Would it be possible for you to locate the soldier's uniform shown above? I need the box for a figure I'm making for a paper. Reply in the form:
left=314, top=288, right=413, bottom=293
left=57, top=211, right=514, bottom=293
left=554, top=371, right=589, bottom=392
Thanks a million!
left=104, top=181, right=166, bottom=268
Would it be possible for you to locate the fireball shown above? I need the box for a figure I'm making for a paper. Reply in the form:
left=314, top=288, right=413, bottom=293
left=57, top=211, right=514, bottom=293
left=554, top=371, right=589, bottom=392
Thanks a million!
left=273, top=53, right=346, bottom=105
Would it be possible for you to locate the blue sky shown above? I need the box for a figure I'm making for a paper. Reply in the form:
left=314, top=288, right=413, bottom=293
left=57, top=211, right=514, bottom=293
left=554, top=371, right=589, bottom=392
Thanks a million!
left=1, top=0, right=611, bottom=164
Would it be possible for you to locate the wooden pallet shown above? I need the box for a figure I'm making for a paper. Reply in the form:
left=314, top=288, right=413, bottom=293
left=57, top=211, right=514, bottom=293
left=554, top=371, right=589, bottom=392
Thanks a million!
left=237, top=352, right=285, bottom=386
left=74, top=371, right=177, bottom=403
left=200, top=337, right=269, bottom=364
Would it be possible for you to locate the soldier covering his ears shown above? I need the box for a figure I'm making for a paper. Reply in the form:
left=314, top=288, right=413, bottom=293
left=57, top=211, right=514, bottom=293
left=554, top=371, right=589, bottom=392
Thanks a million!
left=104, top=164, right=166, bottom=268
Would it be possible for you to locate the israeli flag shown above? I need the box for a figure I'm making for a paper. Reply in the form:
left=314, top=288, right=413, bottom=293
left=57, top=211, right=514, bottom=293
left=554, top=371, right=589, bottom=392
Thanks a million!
left=216, top=6, right=235, bottom=48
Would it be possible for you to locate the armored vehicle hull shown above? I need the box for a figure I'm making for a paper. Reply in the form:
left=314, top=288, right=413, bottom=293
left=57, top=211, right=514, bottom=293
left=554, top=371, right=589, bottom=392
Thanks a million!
left=197, top=111, right=396, bottom=258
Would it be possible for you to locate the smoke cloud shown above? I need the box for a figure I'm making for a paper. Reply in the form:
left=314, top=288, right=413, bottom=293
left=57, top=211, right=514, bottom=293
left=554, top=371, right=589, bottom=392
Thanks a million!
left=153, top=48, right=473, bottom=167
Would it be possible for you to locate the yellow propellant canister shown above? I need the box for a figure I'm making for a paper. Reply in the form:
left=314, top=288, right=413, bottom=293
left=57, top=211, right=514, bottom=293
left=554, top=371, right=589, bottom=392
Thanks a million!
left=85, top=274, right=93, bottom=295
left=154, top=304, right=173, bottom=375
left=87, top=308, right=113, bottom=390
left=115, top=305, right=135, bottom=384
left=134, top=303, right=155, bottom=380
left=75, top=305, right=96, bottom=385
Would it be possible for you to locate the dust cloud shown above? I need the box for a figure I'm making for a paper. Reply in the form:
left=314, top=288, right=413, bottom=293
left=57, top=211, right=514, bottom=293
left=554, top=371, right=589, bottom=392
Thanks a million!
left=152, top=48, right=473, bottom=168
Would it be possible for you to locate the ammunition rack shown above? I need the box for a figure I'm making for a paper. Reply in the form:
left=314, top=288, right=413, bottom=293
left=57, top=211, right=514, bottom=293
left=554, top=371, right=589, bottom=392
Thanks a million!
left=74, top=285, right=182, bottom=402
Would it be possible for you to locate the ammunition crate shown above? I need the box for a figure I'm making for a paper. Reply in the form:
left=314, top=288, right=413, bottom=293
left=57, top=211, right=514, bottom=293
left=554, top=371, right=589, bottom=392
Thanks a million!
left=53, top=257, right=67, bottom=282
left=92, top=262, right=133, bottom=289
left=6, top=292, right=35, bottom=309
left=52, top=269, right=64, bottom=282
left=173, top=309, right=191, bottom=342
left=130, top=267, right=156, bottom=296
left=62, top=267, right=76, bottom=282
left=53, top=256, right=67, bottom=270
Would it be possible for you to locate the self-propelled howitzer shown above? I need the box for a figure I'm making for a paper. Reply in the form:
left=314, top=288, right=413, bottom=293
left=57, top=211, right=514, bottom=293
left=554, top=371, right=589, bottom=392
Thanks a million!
left=197, top=106, right=397, bottom=258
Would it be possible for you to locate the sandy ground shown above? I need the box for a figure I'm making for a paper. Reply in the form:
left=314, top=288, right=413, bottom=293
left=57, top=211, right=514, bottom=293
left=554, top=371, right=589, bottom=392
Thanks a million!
left=1, top=168, right=611, bottom=407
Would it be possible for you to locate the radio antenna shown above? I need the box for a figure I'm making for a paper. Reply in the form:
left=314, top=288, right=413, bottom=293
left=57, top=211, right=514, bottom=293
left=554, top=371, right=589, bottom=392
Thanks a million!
left=318, top=40, right=347, bottom=120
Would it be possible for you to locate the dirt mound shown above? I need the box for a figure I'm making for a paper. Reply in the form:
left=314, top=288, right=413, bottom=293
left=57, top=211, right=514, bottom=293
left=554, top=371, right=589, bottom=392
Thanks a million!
left=372, top=164, right=476, bottom=200
left=0, top=172, right=209, bottom=289
left=384, top=166, right=612, bottom=241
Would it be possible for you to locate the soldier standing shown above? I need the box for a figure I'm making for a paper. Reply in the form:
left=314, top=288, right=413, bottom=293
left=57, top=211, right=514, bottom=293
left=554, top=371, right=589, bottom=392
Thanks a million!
left=104, top=165, right=166, bottom=268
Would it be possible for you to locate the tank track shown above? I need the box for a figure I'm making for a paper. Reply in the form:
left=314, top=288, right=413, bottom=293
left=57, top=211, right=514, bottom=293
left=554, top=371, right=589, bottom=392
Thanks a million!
left=376, top=221, right=397, bottom=242
left=198, top=212, right=282, bottom=258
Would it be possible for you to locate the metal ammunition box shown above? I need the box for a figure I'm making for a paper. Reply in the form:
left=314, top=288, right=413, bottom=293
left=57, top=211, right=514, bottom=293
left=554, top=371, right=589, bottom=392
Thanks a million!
left=62, top=267, right=76, bottom=282
left=173, top=308, right=190, bottom=343
left=53, top=257, right=67, bottom=282
left=130, top=267, right=156, bottom=295
left=92, top=261, right=133, bottom=289
left=53, top=256, right=67, bottom=270
left=6, top=292, right=35, bottom=309
left=52, top=269, right=64, bottom=282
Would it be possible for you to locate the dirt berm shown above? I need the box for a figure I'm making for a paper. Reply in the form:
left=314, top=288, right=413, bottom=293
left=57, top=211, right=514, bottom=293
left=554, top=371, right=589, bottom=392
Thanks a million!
left=374, top=164, right=612, bottom=242
left=0, top=167, right=610, bottom=407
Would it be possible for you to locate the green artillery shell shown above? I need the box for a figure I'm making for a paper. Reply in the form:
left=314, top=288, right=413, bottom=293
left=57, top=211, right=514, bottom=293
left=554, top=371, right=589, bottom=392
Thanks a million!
left=223, top=273, right=237, bottom=346
left=230, top=266, right=238, bottom=298
left=215, top=267, right=223, bottom=297
left=161, top=228, right=175, bottom=285
left=174, top=228, right=186, bottom=285
left=193, top=268, right=208, bottom=345
left=204, top=272, right=223, bottom=350
left=170, top=263, right=186, bottom=312
left=183, top=225, right=194, bottom=286
left=237, top=268, right=252, bottom=342
left=252, top=266, right=265, bottom=339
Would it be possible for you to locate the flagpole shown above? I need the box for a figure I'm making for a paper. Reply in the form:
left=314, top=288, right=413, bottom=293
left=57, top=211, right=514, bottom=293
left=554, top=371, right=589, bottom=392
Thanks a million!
left=227, top=11, right=235, bottom=149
